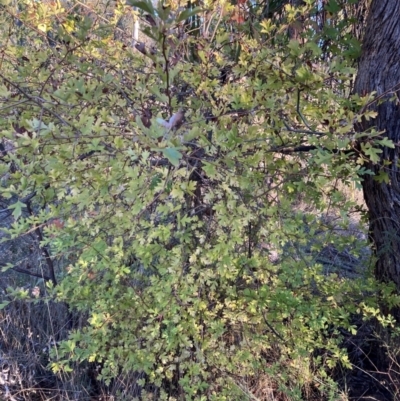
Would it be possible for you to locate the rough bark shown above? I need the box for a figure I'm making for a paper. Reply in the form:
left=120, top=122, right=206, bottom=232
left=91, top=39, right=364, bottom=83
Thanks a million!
left=354, top=0, right=400, bottom=299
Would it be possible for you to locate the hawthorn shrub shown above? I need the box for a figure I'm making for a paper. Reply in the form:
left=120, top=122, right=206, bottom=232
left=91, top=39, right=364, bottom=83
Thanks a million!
left=0, top=0, right=397, bottom=400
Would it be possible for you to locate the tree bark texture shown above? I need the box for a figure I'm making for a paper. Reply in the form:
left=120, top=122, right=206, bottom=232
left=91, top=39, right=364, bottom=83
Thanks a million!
left=354, top=0, right=400, bottom=293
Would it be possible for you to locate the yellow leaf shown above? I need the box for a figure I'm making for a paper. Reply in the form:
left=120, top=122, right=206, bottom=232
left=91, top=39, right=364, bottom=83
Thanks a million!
left=38, top=23, right=47, bottom=32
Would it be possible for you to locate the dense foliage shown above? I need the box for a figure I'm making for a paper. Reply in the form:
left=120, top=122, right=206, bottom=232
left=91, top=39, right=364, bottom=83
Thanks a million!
left=1, top=0, right=398, bottom=399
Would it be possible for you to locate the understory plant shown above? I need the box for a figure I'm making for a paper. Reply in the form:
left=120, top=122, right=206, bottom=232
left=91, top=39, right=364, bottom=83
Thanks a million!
left=0, top=0, right=397, bottom=399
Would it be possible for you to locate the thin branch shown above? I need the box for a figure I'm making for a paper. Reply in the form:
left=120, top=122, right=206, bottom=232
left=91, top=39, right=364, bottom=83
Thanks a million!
left=12, top=266, right=52, bottom=281
left=161, top=33, right=172, bottom=114
left=0, top=73, right=81, bottom=136
left=0, top=99, right=30, bottom=111
left=280, top=115, right=327, bottom=136
left=296, top=88, right=316, bottom=132
left=261, top=309, right=286, bottom=343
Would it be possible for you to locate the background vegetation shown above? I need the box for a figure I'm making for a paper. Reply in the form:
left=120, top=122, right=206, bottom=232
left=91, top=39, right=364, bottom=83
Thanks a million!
left=1, top=0, right=399, bottom=400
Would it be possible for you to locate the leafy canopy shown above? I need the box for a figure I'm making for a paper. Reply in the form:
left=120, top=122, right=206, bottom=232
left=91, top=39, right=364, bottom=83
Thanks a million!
left=0, top=0, right=396, bottom=399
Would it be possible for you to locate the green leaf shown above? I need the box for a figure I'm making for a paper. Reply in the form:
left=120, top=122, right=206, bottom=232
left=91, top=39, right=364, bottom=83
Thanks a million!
left=1, top=263, right=14, bottom=272
left=325, top=0, right=341, bottom=13
left=296, top=65, right=313, bottom=83
left=0, top=84, right=10, bottom=97
left=288, top=39, right=302, bottom=57
left=150, top=86, right=169, bottom=103
left=162, top=147, right=182, bottom=167
left=374, top=170, right=390, bottom=184
left=305, top=41, right=322, bottom=57
left=142, top=26, right=160, bottom=42
left=8, top=200, right=26, bottom=220
left=377, top=137, right=395, bottom=148
left=127, top=0, right=155, bottom=16
left=361, top=143, right=382, bottom=164
left=176, top=7, right=202, bottom=24
left=0, top=301, right=10, bottom=310
left=157, top=5, right=171, bottom=22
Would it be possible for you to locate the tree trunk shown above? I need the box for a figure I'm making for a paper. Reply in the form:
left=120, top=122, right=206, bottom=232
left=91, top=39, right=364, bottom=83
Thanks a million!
left=354, top=0, right=400, bottom=303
